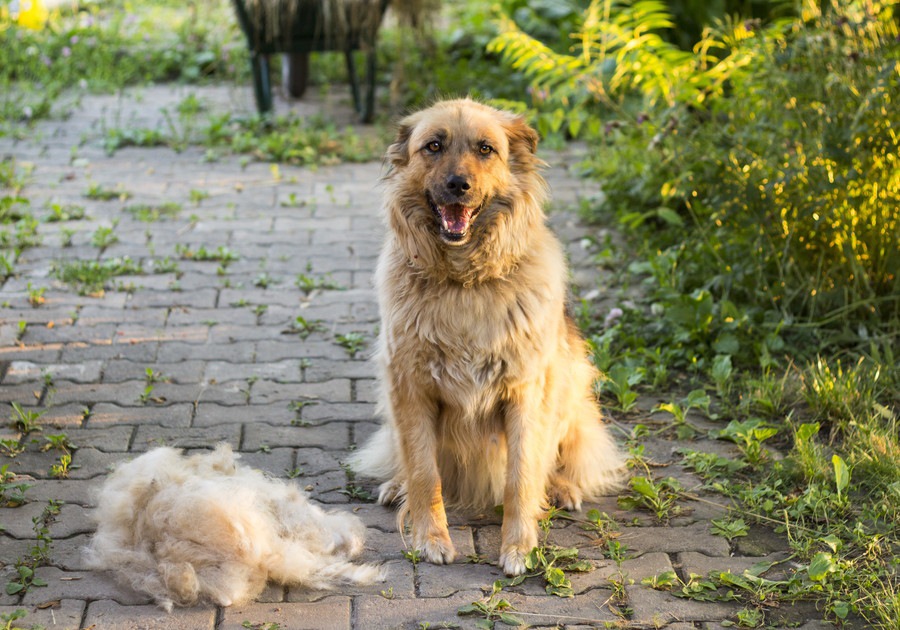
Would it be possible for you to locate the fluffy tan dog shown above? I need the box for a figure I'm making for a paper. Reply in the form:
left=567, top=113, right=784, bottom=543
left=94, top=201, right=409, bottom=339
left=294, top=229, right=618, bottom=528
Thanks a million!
left=85, top=444, right=381, bottom=611
left=349, top=98, right=624, bottom=576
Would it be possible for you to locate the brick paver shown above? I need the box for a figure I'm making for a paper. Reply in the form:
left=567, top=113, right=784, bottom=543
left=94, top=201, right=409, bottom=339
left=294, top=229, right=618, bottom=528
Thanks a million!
left=0, top=85, right=810, bottom=629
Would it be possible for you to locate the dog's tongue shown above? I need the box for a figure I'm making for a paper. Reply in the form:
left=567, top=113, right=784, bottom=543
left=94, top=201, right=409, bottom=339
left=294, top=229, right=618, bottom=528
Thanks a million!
left=437, top=204, right=473, bottom=235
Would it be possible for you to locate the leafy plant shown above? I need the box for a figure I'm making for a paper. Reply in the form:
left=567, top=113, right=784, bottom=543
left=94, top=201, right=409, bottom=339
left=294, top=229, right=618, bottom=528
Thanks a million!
left=26, top=282, right=45, bottom=307
left=5, top=565, right=47, bottom=596
left=9, top=403, right=44, bottom=434
left=712, top=419, right=778, bottom=468
left=41, top=433, right=76, bottom=454
left=618, top=475, right=683, bottom=521
left=334, top=332, right=367, bottom=358
left=90, top=224, right=119, bottom=249
left=289, top=316, right=327, bottom=339
left=124, top=202, right=182, bottom=222
left=49, top=454, right=73, bottom=479
left=44, top=202, right=86, bottom=222
left=458, top=580, right=523, bottom=628
left=0, top=464, right=31, bottom=507
left=175, top=243, right=239, bottom=263
left=84, top=183, right=130, bottom=201
left=710, top=517, right=749, bottom=542
left=600, top=363, right=644, bottom=412
left=252, top=272, right=278, bottom=289
left=52, top=257, right=143, bottom=295
left=295, top=271, right=344, bottom=294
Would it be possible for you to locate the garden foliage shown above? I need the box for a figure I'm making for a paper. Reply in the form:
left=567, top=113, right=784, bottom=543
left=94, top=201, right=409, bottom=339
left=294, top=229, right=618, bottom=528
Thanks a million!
left=492, top=1, right=900, bottom=626
left=492, top=0, right=899, bottom=339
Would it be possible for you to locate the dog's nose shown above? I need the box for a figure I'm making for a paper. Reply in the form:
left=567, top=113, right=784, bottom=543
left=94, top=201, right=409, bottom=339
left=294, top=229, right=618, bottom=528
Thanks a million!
left=445, top=175, right=470, bottom=197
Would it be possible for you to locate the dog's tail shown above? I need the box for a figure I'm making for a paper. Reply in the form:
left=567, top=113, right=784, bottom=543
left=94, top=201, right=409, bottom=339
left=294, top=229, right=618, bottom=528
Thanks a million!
left=346, top=424, right=397, bottom=481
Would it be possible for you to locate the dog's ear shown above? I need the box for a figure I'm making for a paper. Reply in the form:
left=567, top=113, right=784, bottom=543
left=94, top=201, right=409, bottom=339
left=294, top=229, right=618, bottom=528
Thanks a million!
left=385, top=114, right=419, bottom=168
left=504, top=115, right=540, bottom=172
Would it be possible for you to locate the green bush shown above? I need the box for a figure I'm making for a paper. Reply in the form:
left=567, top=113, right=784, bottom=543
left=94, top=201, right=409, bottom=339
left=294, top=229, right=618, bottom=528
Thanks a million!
left=494, top=0, right=899, bottom=343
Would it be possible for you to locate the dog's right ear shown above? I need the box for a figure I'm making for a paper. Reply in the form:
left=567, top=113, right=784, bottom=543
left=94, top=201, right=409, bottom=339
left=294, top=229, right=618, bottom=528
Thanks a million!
left=385, top=116, right=418, bottom=168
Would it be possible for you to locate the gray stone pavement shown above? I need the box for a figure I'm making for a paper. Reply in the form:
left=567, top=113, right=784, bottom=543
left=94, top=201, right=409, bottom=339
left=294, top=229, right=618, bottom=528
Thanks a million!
left=0, top=85, right=830, bottom=629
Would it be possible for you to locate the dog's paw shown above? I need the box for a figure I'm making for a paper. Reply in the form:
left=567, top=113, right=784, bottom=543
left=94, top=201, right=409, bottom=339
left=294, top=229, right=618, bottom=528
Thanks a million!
left=416, top=531, right=456, bottom=565
left=548, top=476, right=583, bottom=512
left=498, top=547, right=530, bottom=576
left=377, top=478, right=405, bottom=505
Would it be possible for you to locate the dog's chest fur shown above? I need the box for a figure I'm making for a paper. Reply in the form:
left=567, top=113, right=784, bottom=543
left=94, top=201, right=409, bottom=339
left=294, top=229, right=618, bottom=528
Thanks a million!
left=378, top=244, right=565, bottom=418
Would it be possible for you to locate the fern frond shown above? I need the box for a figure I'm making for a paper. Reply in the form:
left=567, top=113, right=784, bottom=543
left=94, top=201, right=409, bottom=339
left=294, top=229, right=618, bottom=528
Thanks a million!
left=488, top=17, right=586, bottom=91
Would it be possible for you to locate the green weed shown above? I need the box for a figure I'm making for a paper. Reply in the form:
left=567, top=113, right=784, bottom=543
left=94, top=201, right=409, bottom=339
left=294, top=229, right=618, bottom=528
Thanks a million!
left=124, top=202, right=182, bottom=222
left=289, top=316, right=327, bottom=339
left=51, top=257, right=142, bottom=295
left=618, top=476, right=683, bottom=522
left=84, top=183, right=130, bottom=201
left=175, top=243, right=239, bottom=263
left=90, top=224, right=119, bottom=249
left=44, top=202, right=86, bottom=222
left=334, top=332, right=366, bottom=358
left=9, top=403, right=44, bottom=434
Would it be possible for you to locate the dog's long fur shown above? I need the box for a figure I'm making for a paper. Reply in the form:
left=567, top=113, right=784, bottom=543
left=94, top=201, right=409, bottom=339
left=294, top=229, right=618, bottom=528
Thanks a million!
left=85, top=444, right=381, bottom=611
left=349, top=99, right=624, bottom=576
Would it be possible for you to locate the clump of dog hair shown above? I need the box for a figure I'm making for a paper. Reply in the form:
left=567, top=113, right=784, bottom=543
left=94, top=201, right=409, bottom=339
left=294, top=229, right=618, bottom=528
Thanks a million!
left=85, top=444, right=382, bottom=611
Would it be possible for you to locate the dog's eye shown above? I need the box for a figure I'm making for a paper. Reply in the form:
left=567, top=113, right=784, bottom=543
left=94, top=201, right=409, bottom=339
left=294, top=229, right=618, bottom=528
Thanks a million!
left=425, top=141, right=442, bottom=153
left=479, top=143, right=494, bottom=155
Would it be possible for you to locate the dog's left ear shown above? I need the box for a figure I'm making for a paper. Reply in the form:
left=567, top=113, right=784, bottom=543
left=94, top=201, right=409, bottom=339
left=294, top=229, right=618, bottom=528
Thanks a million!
left=504, top=115, right=540, bottom=166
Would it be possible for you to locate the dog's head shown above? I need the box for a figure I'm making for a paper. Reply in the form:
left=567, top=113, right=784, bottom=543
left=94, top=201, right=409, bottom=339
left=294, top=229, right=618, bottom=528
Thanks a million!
left=385, top=99, right=543, bottom=248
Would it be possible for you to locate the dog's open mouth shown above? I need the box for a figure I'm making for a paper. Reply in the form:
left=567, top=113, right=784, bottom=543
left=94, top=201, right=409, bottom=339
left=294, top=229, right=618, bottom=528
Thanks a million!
left=430, top=199, right=481, bottom=244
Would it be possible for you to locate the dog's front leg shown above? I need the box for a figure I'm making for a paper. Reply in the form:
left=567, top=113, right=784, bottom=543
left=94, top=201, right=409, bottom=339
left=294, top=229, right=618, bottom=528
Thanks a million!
left=499, top=383, right=556, bottom=576
left=390, top=378, right=455, bottom=565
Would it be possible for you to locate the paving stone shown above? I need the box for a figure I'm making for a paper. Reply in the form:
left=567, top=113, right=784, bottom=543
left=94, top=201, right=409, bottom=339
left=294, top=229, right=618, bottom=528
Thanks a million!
left=31, top=402, right=90, bottom=427
left=193, top=402, right=293, bottom=427
left=285, top=560, right=406, bottom=603
left=46, top=533, right=93, bottom=571
left=19, top=479, right=96, bottom=506
left=250, top=379, right=352, bottom=404
left=678, top=551, right=792, bottom=579
left=47, top=380, right=147, bottom=406
left=302, top=402, right=376, bottom=422
left=294, top=447, right=344, bottom=475
left=355, top=589, right=486, bottom=630
left=131, top=424, right=240, bottom=451
left=0, top=599, right=85, bottom=630
left=618, top=521, right=731, bottom=556
left=83, top=599, right=215, bottom=629
left=102, top=359, right=206, bottom=384
left=4, top=360, right=103, bottom=384
left=203, top=360, right=303, bottom=383
left=219, top=598, right=351, bottom=630
left=418, top=558, right=505, bottom=598
left=156, top=340, right=256, bottom=362
left=88, top=403, right=194, bottom=428
left=303, top=358, right=376, bottom=382
left=626, top=584, right=741, bottom=626
left=242, top=422, right=352, bottom=452
left=60, top=339, right=158, bottom=362
left=232, top=447, right=294, bottom=478
left=22, top=567, right=152, bottom=607
left=66, top=446, right=128, bottom=479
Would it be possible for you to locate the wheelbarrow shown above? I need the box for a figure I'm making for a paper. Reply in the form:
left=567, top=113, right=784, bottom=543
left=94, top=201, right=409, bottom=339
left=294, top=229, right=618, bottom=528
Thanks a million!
left=231, top=0, right=389, bottom=122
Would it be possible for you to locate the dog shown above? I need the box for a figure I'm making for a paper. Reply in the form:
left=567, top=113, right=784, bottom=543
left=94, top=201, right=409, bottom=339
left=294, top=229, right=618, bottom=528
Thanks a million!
left=349, top=98, right=624, bottom=576
left=85, top=444, right=382, bottom=611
